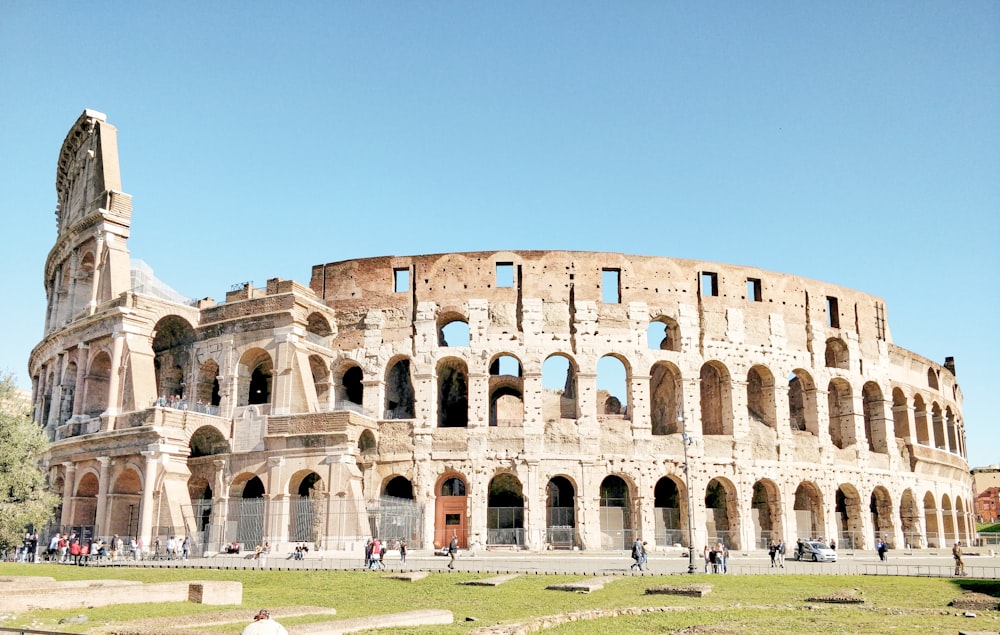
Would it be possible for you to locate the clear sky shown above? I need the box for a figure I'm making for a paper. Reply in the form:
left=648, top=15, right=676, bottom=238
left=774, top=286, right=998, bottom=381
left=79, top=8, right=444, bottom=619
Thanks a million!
left=1, top=3, right=997, bottom=467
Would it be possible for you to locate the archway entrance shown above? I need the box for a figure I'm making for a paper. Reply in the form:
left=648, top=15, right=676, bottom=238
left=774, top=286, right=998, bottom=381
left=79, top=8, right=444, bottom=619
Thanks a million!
left=434, top=475, right=467, bottom=549
left=289, top=472, right=325, bottom=543
left=546, top=476, right=576, bottom=549
left=654, top=477, right=684, bottom=547
left=487, top=473, right=524, bottom=547
left=599, top=475, right=632, bottom=550
left=751, top=480, right=782, bottom=549
left=836, top=485, right=863, bottom=549
left=234, top=476, right=265, bottom=547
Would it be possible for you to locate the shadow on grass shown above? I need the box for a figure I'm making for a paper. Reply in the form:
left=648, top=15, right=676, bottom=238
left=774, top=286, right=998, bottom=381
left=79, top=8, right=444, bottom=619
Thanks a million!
left=952, top=579, right=1000, bottom=596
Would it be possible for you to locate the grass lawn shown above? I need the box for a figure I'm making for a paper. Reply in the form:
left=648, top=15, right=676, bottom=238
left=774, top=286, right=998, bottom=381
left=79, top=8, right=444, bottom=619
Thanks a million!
left=0, top=563, right=997, bottom=634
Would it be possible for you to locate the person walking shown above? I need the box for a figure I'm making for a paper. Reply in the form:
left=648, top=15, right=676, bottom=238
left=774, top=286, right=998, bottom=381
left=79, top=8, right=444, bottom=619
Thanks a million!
left=768, top=540, right=778, bottom=567
left=953, top=541, right=966, bottom=576
left=630, top=538, right=645, bottom=571
left=447, top=532, right=459, bottom=570
left=399, top=539, right=407, bottom=566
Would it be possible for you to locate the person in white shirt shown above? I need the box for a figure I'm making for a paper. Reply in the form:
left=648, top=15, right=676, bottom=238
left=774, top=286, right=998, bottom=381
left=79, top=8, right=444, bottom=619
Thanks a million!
left=241, top=609, right=288, bottom=635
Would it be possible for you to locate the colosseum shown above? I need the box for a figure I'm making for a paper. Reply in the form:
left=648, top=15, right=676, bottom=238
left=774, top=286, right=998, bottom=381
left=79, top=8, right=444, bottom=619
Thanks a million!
left=28, top=110, right=975, bottom=557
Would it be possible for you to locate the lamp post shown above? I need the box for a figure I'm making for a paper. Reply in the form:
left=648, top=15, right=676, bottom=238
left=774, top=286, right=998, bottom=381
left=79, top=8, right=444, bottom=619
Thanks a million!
left=679, top=413, right=698, bottom=574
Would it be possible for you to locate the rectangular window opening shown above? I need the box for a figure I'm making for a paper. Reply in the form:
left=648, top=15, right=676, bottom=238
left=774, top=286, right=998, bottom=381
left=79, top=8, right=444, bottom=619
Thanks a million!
left=602, top=268, right=621, bottom=303
left=826, top=296, right=840, bottom=328
left=496, top=262, right=514, bottom=288
left=701, top=272, right=719, bottom=297
left=445, top=514, right=461, bottom=526
left=393, top=268, right=410, bottom=293
left=747, top=278, right=762, bottom=302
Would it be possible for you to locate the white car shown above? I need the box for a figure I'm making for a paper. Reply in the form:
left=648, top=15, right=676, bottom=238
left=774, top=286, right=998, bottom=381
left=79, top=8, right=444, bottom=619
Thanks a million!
left=794, top=540, right=837, bottom=562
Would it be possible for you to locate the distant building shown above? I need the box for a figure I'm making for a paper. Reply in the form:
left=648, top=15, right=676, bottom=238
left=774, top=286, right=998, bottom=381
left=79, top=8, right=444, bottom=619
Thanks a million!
left=29, top=110, right=976, bottom=556
left=972, top=466, right=1000, bottom=523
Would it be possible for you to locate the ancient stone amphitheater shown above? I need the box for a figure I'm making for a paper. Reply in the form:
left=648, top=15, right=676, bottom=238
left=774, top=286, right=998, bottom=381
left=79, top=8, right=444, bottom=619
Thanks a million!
left=28, top=110, right=974, bottom=557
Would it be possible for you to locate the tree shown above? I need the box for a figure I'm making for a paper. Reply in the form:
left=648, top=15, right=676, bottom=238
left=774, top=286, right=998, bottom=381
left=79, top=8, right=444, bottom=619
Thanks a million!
left=0, top=371, right=59, bottom=555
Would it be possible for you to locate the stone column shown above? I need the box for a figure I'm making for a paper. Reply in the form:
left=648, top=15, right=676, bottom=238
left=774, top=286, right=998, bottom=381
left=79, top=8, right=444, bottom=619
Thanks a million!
left=139, top=450, right=160, bottom=549
left=72, top=349, right=87, bottom=417
left=467, top=371, right=488, bottom=429
left=95, top=457, right=112, bottom=535
left=523, top=460, right=543, bottom=550
left=87, top=231, right=105, bottom=314
left=105, top=331, right=126, bottom=420
left=61, top=462, right=77, bottom=527
left=265, top=456, right=287, bottom=548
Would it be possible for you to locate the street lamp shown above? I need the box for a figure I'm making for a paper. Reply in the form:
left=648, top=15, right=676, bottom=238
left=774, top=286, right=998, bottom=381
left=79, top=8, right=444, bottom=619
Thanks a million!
left=679, top=412, right=697, bottom=574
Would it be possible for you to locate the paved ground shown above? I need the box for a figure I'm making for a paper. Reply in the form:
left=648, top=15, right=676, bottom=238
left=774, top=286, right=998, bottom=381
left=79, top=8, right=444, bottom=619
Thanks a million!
left=102, top=547, right=1000, bottom=579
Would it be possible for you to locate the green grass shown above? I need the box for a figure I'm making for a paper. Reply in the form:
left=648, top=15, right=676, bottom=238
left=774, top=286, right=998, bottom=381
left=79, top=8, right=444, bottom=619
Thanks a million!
left=0, top=563, right=996, bottom=634
left=977, top=522, right=1000, bottom=533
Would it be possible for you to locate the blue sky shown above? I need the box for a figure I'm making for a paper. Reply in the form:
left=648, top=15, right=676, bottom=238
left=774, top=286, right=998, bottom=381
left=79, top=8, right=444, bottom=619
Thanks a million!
left=1, top=2, right=997, bottom=467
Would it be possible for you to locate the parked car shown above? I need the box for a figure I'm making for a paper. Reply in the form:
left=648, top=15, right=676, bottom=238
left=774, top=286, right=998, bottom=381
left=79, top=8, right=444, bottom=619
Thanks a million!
left=793, top=540, right=837, bottom=562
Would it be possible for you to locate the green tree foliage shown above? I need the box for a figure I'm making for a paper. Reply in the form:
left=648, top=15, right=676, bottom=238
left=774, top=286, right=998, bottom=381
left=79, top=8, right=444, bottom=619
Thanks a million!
left=0, top=371, right=59, bottom=553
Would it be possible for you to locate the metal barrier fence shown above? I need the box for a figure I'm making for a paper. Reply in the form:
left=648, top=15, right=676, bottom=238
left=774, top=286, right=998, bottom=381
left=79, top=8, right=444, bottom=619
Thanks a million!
left=732, top=562, right=1000, bottom=579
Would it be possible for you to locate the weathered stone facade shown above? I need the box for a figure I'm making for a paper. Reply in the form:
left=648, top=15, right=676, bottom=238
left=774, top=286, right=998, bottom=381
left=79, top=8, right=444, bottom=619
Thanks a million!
left=29, top=111, right=974, bottom=555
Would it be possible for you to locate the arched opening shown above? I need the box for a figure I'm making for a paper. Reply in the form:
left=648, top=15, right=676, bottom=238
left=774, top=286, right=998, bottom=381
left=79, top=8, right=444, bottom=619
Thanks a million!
left=487, top=473, right=525, bottom=547
left=927, top=367, right=939, bottom=390
left=384, top=476, right=414, bottom=499
left=596, top=355, right=628, bottom=417
left=358, top=430, right=376, bottom=453
left=747, top=366, right=776, bottom=429
left=705, top=478, right=739, bottom=548
left=108, top=468, right=142, bottom=538
left=599, top=475, right=633, bottom=550
left=649, top=362, right=680, bottom=435
left=751, top=479, right=782, bottom=549
left=546, top=476, right=576, bottom=549
left=435, top=474, right=468, bottom=549
left=187, top=476, right=212, bottom=539
left=309, top=355, right=330, bottom=406
left=923, top=491, right=940, bottom=548
left=955, top=497, right=969, bottom=544
left=384, top=359, right=414, bottom=419
left=862, top=381, right=888, bottom=454
left=375, top=476, right=422, bottom=545
left=891, top=388, right=909, bottom=441
left=793, top=482, right=824, bottom=540
left=237, top=349, right=273, bottom=408
left=941, top=494, right=956, bottom=545
left=788, top=370, right=818, bottom=435
left=188, top=426, right=230, bottom=458
left=647, top=317, right=680, bottom=351
left=946, top=408, right=958, bottom=455
left=835, top=484, right=863, bottom=549
left=232, top=475, right=265, bottom=547
left=59, top=361, right=78, bottom=424
left=437, top=359, right=469, bottom=427
left=196, top=359, right=221, bottom=410
left=489, top=354, right=524, bottom=427
left=152, top=315, right=197, bottom=402
left=306, top=312, right=332, bottom=338
left=439, top=318, right=470, bottom=347
left=827, top=379, right=854, bottom=449
left=824, top=338, right=850, bottom=370
left=899, top=489, right=921, bottom=548
left=542, top=354, right=578, bottom=421
left=654, top=476, right=686, bottom=547
left=699, top=362, right=732, bottom=435
left=289, top=471, right=326, bottom=543
left=931, top=402, right=945, bottom=450
left=72, top=472, right=100, bottom=527
left=914, top=395, right=930, bottom=445
left=341, top=365, right=364, bottom=407
left=870, top=487, right=895, bottom=548
left=83, top=352, right=112, bottom=416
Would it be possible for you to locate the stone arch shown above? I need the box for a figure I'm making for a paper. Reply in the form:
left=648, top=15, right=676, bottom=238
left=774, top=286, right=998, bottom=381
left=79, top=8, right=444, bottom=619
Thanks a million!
left=187, top=474, right=213, bottom=535
left=862, top=381, right=888, bottom=453
left=825, top=337, right=850, bottom=370
left=83, top=350, right=112, bottom=417
left=383, top=476, right=414, bottom=499
left=59, top=360, right=78, bottom=423
left=835, top=483, right=864, bottom=549
left=383, top=357, right=413, bottom=419
left=900, top=488, right=921, bottom=548
left=649, top=361, right=681, bottom=435
left=599, top=474, right=635, bottom=550
left=231, top=473, right=266, bottom=547
left=597, top=354, right=629, bottom=417
left=914, top=394, right=930, bottom=445
left=542, top=354, right=578, bottom=421
left=108, top=466, right=143, bottom=537
left=923, top=491, right=939, bottom=547
left=931, top=402, right=945, bottom=450
left=489, top=354, right=524, bottom=427
left=437, top=357, right=469, bottom=428
left=891, top=388, right=909, bottom=440
left=788, top=369, right=818, bottom=435
left=793, top=481, right=824, bottom=540
left=654, top=476, right=687, bottom=547
left=751, top=479, right=783, bottom=549
left=288, top=470, right=326, bottom=543
left=305, top=312, right=332, bottom=338
left=955, top=496, right=969, bottom=544
left=699, top=361, right=732, bottom=435
left=705, top=477, right=740, bottom=548
left=946, top=407, right=958, bottom=454
left=152, top=315, right=197, bottom=399
left=546, top=475, right=577, bottom=549
left=74, top=250, right=96, bottom=311
left=927, top=367, right=939, bottom=390
left=237, top=348, right=273, bottom=407
left=941, top=493, right=956, bottom=544
left=196, top=358, right=221, bottom=408
left=487, top=472, right=525, bottom=546
left=358, top=429, right=376, bottom=453
left=827, top=378, right=854, bottom=449
left=747, top=365, right=777, bottom=429
left=334, top=362, right=364, bottom=408
left=189, top=425, right=230, bottom=458
left=870, top=486, right=895, bottom=547
left=72, top=470, right=100, bottom=526
left=309, top=354, right=330, bottom=406
left=439, top=311, right=470, bottom=347
left=647, top=316, right=681, bottom=352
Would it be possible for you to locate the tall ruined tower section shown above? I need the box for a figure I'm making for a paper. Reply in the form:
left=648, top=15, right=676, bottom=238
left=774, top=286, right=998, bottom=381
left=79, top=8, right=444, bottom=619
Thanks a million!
left=44, top=109, right=132, bottom=332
